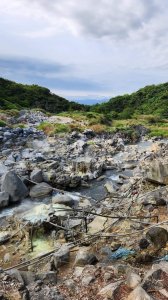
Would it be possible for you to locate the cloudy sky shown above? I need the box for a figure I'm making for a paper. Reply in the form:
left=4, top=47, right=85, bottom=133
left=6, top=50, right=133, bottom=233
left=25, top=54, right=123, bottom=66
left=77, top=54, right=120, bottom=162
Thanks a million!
left=0, top=0, right=168, bottom=102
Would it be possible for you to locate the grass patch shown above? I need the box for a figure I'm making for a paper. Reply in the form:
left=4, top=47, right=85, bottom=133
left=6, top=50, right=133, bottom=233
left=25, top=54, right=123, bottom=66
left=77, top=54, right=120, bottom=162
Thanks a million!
left=37, top=122, right=70, bottom=136
left=148, top=127, right=168, bottom=137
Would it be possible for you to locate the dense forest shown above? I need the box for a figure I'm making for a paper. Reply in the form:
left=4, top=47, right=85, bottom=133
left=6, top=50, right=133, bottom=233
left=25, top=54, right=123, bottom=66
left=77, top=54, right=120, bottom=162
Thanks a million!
left=0, top=77, right=168, bottom=118
left=0, top=77, right=88, bottom=113
left=93, top=83, right=168, bottom=118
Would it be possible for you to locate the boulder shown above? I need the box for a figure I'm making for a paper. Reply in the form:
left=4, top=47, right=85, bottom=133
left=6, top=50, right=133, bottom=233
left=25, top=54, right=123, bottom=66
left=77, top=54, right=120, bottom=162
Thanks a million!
left=1, top=171, right=29, bottom=202
left=75, top=248, right=98, bottom=266
left=126, top=271, right=141, bottom=289
left=142, top=264, right=168, bottom=293
left=20, top=271, right=35, bottom=286
left=36, top=272, right=57, bottom=285
left=98, top=281, right=123, bottom=298
left=127, top=286, right=152, bottom=300
left=0, top=192, right=9, bottom=208
left=0, top=232, right=10, bottom=244
left=52, top=245, right=70, bottom=267
left=30, top=169, right=43, bottom=183
left=146, top=227, right=168, bottom=249
left=52, top=194, right=75, bottom=207
left=30, top=182, right=53, bottom=198
left=146, top=160, right=168, bottom=185
left=104, top=181, right=118, bottom=194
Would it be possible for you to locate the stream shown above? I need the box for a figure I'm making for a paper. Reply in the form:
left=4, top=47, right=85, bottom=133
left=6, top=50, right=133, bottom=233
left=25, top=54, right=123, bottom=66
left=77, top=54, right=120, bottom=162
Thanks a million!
left=0, top=140, right=155, bottom=219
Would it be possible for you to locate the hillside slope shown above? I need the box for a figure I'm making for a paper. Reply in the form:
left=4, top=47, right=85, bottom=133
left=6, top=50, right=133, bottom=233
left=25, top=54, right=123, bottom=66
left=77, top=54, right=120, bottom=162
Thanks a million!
left=93, top=83, right=168, bottom=118
left=0, top=77, right=87, bottom=113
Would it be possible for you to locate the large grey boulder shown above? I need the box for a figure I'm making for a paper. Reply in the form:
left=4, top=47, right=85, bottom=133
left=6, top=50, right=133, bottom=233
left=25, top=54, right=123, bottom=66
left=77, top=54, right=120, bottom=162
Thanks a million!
left=0, top=191, right=9, bottom=208
left=1, top=171, right=29, bottom=202
left=146, top=160, right=168, bottom=185
left=30, top=182, right=53, bottom=198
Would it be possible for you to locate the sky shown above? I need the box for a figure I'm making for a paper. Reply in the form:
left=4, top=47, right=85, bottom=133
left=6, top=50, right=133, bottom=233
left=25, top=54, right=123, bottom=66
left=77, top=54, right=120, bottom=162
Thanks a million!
left=0, top=0, right=168, bottom=103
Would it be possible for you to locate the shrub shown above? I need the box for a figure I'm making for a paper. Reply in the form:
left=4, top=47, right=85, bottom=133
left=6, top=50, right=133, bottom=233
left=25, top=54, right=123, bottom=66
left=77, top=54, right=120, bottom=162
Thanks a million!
left=54, top=124, right=70, bottom=134
left=37, top=122, right=70, bottom=136
left=145, top=115, right=163, bottom=124
left=0, top=120, right=6, bottom=127
left=90, top=124, right=106, bottom=133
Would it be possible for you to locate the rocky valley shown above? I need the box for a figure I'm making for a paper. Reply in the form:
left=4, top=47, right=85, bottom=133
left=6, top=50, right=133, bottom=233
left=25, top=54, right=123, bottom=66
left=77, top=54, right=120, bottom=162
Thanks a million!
left=0, top=109, right=167, bottom=299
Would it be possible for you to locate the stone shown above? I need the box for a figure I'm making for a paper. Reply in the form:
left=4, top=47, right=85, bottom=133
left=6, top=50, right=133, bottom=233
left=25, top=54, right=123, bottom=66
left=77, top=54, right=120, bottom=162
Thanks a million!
left=82, top=275, right=95, bottom=286
left=20, top=271, right=35, bottom=286
left=3, top=253, right=11, bottom=263
left=1, top=171, right=29, bottom=202
left=36, top=272, right=57, bottom=285
left=155, top=198, right=166, bottom=206
left=30, top=182, right=53, bottom=198
left=98, top=281, right=123, bottom=298
left=30, top=169, right=43, bottom=183
left=104, top=181, right=118, bottom=194
left=88, top=216, right=118, bottom=235
left=0, top=232, right=10, bottom=244
left=52, top=245, right=70, bottom=267
left=146, top=160, right=168, bottom=185
left=104, top=272, right=113, bottom=281
left=139, top=238, right=150, bottom=249
left=126, top=271, right=141, bottom=289
left=127, top=286, right=152, bottom=300
left=0, top=192, right=9, bottom=208
left=52, top=194, right=75, bottom=207
left=142, top=268, right=168, bottom=293
left=75, top=248, right=98, bottom=266
left=7, top=269, right=24, bottom=285
left=146, top=227, right=168, bottom=249
left=64, top=279, right=75, bottom=289
left=73, top=267, right=84, bottom=277
left=28, top=285, right=65, bottom=300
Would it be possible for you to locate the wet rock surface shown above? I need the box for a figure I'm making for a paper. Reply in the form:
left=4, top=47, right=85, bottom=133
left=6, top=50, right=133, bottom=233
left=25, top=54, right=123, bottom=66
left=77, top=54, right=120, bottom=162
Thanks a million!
left=0, top=110, right=168, bottom=299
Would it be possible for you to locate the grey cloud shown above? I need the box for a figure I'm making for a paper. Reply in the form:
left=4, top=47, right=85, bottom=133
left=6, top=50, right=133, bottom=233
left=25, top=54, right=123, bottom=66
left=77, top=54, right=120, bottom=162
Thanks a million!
left=0, top=56, right=69, bottom=76
left=0, top=56, right=103, bottom=92
left=23, top=0, right=162, bottom=39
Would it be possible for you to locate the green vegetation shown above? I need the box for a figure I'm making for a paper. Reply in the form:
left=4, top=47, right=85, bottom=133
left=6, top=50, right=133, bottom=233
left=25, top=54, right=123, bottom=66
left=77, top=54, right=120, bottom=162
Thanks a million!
left=37, top=122, right=71, bottom=136
left=0, top=77, right=88, bottom=113
left=92, top=83, right=168, bottom=118
left=1, top=77, right=168, bottom=137
left=0, top=120, right=6, bottom=127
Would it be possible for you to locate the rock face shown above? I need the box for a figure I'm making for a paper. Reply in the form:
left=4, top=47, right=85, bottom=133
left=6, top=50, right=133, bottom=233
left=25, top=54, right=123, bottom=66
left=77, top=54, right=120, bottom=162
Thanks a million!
left=30, top=182, right=53, bottom=198
left=146, top=160, right=168, bottom=184
left=146, top=227, right=168, bottom=248
left=1, top=171, right=29, bottom=202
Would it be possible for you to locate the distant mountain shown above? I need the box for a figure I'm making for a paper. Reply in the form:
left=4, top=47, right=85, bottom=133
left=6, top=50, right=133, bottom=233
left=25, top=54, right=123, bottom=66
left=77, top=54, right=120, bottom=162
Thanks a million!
left=76, top=99, right=107, bottom=105
left=68, top=96, right=108, bottom=105
left=92, top=82, right=168, bottom=118
left=0, top=77, right=88, bottom=113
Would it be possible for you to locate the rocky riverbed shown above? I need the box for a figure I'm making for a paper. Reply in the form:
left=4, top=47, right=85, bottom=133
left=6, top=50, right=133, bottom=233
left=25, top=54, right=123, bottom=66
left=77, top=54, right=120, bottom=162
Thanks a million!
left=0, top=110, right=168, bottom=300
